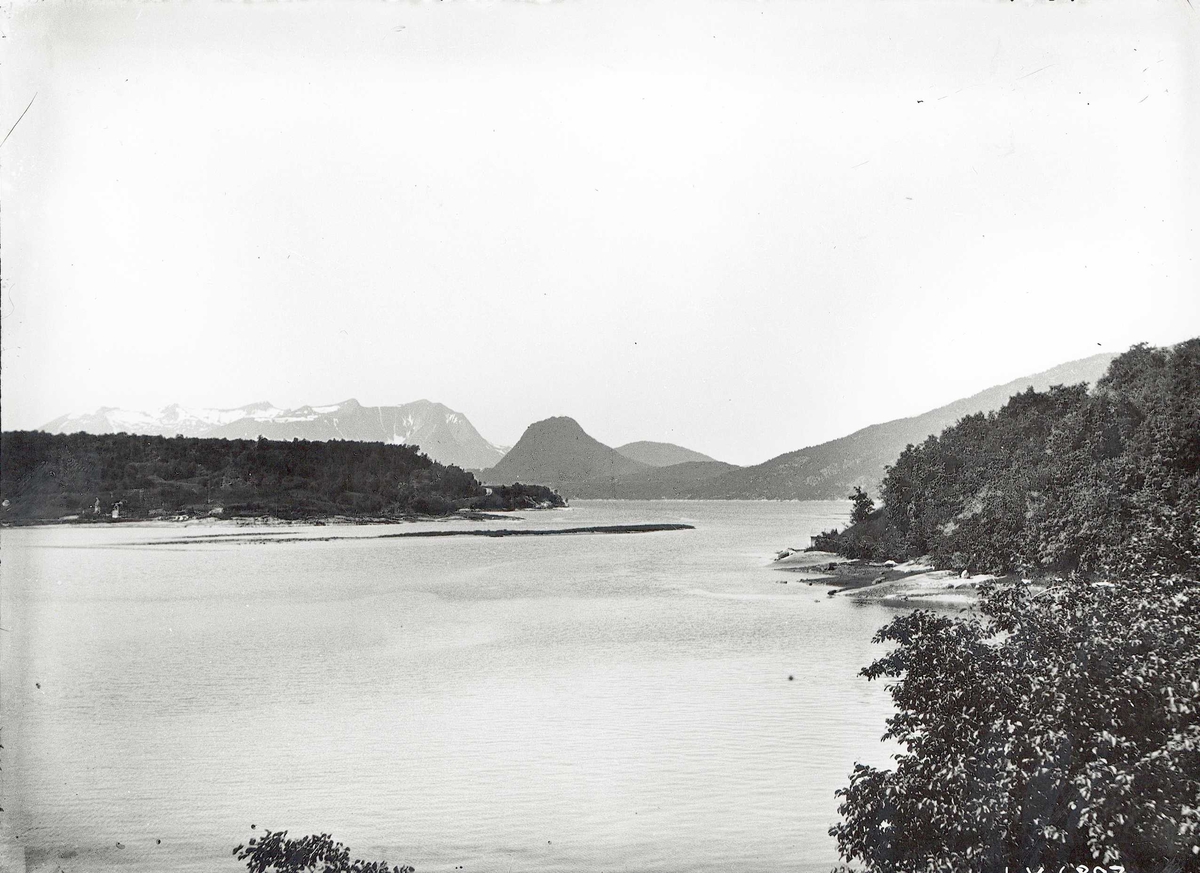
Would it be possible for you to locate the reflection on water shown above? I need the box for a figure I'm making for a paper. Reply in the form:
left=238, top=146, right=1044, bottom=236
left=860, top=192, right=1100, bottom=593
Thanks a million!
left=1, top=500, right=897, bottom=873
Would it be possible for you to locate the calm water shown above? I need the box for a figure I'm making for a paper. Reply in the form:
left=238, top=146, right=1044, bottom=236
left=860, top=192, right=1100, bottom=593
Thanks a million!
left=1, top=500, right=900, bottom=873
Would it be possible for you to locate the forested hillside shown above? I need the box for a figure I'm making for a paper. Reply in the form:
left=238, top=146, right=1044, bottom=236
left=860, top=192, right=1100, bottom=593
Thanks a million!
left=693, top=352, right=1115, bottom=500
left=827, top=339, right=1200, bottom=873
left=0, top=431, right=562, bottom=523
left=814, top=340, right=1200, bottom=578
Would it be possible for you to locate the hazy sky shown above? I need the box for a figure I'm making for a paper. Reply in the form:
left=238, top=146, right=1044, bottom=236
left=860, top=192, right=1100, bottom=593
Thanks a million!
left=2, top=0, right=1197, bottom=465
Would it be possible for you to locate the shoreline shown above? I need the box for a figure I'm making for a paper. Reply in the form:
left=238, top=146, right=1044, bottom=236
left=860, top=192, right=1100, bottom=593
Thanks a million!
left=0, top=507, right=563, bottom=530
left=135, top=522, right=697, bottom=546
left=772, top=550, right=998, bottom=608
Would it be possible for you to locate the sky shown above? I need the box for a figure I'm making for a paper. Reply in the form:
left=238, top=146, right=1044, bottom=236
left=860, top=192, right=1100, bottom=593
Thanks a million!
left=2, top=0, right=1197, bottom=466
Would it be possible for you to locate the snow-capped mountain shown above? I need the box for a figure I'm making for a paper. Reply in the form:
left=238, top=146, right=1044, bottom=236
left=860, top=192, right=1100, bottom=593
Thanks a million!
left=40, top=399, right=508, bottom=470
left=38, top=402, right=287, bottom=438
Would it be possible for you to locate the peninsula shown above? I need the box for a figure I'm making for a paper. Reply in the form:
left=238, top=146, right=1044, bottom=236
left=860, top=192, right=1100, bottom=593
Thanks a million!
left=0, top=431, right=564, bottom=525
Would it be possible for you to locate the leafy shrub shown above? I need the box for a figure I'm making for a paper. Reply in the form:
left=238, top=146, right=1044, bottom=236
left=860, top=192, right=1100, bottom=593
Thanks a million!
left=472, top=482, right=565, bottom=511
left=850, top=486, right=876, bottom=524
left=811, top=512, right=902, bottom=561
left=408, top=494, right=457, bottom=516
left=234, top=829, right=413, bottom=873
left=830, top=576, right=1200, bottom=872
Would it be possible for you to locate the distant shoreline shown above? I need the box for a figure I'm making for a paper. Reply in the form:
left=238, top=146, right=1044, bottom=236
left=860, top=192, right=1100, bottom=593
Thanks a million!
left=133, top=522, right=697, bottom=547
left=0, top=508, right=542, bottom=529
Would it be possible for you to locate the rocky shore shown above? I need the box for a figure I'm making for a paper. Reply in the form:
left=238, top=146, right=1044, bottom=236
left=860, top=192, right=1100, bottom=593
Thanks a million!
left=772, top=549, right=1002, bottom=608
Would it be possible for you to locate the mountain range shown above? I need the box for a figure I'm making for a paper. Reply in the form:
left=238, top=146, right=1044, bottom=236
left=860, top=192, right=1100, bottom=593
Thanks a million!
left=39, top=350, right=1120, bottom=500
left=482, top=417, right=737, bottom=498
left=485, top=417, right=651, bottom=484
left=690, top=352, right=1117, bottom=500
left=40, top=399, right=508, bottom=470
left=614, top=441, right=717, bottom=467
left=477, top=351, right=1118, bottom=499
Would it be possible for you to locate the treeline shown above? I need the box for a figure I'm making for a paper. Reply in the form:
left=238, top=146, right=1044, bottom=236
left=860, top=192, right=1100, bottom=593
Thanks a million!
left=813, top=340, right=1200, bottom=578
left=472, top=483, right=562, bottom=511
left=0, top=431, right=564, bottom=522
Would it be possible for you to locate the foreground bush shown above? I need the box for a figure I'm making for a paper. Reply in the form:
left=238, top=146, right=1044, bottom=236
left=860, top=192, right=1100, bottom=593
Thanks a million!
left=234, top=829, right=414, bottom=873
left=830, top=576, right=1200, bottom=873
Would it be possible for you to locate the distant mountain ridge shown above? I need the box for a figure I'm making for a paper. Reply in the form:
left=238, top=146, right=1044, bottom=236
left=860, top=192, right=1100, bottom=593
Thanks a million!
left=689, top=352, right=1119, bottom=500
left=40, top=399, right=508, bottom=470
left=569, top=460, right=740, bottom=499
left=483, top=417, right=736, bottom=497
left=484, top=417, right=649, bottom=486
left=483, top=354, right=1118, bottom=500
left=615, top=441, right=718, bottom=467
left=42, top=351, right=1122, bottom=499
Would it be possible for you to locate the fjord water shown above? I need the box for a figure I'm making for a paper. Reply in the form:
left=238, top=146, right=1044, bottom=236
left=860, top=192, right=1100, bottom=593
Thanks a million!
left=1, top=501, right=899, bottom=873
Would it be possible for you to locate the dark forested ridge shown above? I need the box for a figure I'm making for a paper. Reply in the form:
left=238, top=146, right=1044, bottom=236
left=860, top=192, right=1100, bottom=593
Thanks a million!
left=0, top=431, right=562, bottom=523
left=813, top=340, right=1200, bottom=579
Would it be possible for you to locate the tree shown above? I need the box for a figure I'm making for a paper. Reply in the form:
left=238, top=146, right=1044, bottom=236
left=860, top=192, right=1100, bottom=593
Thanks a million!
left=830, top=577, right=1200, bottom=873
left=234, top=829, right=414, bottom=873
left=850, top=486, right=876, bottom=525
